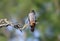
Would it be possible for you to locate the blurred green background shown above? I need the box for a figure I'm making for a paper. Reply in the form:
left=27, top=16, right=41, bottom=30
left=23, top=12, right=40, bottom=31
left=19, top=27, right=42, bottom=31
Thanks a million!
left=0, top=0, right=60, bottom=41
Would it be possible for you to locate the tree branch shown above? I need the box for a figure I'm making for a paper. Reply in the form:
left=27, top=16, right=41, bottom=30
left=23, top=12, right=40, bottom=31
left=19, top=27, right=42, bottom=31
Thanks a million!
left=0, top=19, right=28, bottom=31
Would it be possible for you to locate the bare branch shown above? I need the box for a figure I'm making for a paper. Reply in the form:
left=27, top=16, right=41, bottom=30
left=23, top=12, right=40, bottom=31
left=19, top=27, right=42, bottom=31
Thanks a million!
left=0, top=19, right=29, bottom=31
left=20, top=24, right=28, bottom=30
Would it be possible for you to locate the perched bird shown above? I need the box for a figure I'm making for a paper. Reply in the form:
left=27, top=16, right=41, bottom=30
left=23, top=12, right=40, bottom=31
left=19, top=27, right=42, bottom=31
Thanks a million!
left=20, top=10, right=37, bottom=32
left=28, top=10, right=36, bottom=32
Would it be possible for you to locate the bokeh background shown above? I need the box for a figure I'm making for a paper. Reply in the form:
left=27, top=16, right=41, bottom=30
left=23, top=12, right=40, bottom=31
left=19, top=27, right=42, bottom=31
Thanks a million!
left=0, top=0, right=60, bottom=41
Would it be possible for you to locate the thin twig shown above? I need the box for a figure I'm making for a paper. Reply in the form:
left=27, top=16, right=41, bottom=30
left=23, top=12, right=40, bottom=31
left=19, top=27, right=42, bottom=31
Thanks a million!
left=0, top=19, right=28, bottom=30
